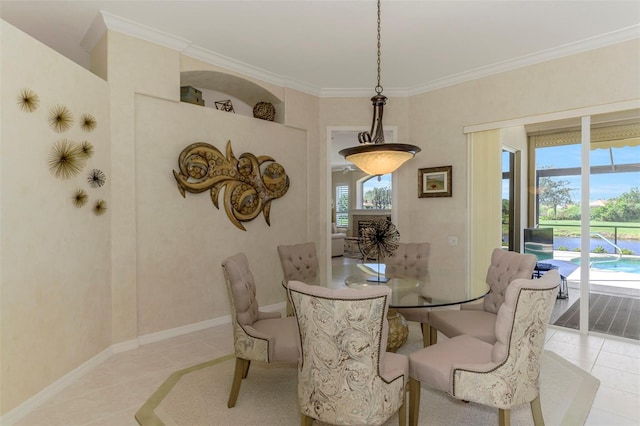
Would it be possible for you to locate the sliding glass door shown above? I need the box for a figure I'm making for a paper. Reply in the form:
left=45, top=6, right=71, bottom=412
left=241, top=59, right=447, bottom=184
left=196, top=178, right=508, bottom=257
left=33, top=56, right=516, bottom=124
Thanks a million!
left=530, top=117, right=640, bottom=339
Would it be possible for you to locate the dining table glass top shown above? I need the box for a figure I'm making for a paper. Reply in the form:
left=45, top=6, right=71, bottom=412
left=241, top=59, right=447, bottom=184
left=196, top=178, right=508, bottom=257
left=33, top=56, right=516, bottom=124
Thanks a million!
left=331, top=263, right=489, bottom=309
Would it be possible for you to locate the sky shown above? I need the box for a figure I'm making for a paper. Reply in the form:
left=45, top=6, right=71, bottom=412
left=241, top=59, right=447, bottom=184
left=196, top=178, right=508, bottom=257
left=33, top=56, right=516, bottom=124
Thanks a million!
left=363, top=173, right=392, bottom=190
left=503, top=143, right=640, bottom=201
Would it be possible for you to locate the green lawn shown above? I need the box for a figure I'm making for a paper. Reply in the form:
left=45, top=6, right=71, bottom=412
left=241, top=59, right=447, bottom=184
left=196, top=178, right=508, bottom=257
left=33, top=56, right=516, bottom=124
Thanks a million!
left=539, top=220, right=640, bottom=239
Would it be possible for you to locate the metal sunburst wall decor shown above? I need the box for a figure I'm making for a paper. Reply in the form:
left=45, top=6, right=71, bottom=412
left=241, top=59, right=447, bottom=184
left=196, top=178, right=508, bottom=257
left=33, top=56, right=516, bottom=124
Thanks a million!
left=93, top=199, right=107, bottom=216
left=15, top=84, right=108, bottom=218
left=88, top=169, right=106, bottom=188
left=17, top=88, right=40, bottom=112
left=80, top=113, right=97, bottom=132
left=72, top=188, right=88, bottom=207
left=48, top=105, right=73, bottom=133
left=48, top=139, right=84, bottom=179
left=79, top=141, right=94, bottom=159
left=173, top=140, right=289, bottom=231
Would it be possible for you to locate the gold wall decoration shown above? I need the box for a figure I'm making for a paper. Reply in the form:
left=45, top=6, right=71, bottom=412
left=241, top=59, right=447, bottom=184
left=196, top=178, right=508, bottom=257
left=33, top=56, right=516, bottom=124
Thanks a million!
left=72, top=188, right=88, bottom=207
left=48, top=105, right=73, bottom=133
left=173, top=140, right=289, bottom=231
left=80, top=113, right=97, bottom=132
left=79, top=141, right=94, bottom=159
left=48, top=139, right=84, bottom=179
left=93, top=200, right=107, bottom=216
left=17, top=88, right=40, bottom=112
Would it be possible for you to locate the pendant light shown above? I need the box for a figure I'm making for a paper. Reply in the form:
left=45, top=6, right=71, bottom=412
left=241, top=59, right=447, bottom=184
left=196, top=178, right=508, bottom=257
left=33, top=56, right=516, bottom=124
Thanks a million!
left=339, top=0, right=420, bottom=176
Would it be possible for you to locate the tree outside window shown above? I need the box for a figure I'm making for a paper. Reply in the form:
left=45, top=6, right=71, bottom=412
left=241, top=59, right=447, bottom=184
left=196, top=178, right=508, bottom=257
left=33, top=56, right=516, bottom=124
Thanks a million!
left=362, top=174, right=392, bottom=210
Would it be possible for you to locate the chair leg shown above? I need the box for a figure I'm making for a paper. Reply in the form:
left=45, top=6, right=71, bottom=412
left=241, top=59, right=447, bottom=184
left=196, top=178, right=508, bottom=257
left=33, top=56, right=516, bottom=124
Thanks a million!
left=420, top=324, right=430, bottom=347
left=227, top=357, right=249, bottom=408
left=530, top=395, right=545, bottom=426
left=429, top=325, right=438, bottom=345
left=242, top=359, right=251, bottom=379
left=498, top=408, right=510, bottom=426
left=398, top=384, right=407, bottom=426
left=286, top=297, right=295, bottom=317
left=409, top=378, right=421, bottom=426
left=301, top=414, right=314, bottom=426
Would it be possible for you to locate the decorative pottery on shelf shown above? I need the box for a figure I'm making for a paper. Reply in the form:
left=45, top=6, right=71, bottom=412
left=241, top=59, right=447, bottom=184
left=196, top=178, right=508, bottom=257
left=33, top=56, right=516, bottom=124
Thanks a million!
left=252, top=102, right=275, bottom=121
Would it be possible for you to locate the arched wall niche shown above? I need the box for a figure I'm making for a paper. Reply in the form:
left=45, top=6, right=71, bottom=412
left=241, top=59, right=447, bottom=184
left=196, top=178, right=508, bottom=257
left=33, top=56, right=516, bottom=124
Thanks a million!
left=180, top=70, right=283, bottom=123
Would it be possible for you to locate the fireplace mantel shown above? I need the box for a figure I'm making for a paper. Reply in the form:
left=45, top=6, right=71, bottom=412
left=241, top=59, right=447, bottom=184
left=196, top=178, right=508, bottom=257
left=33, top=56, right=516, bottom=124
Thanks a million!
left=350, top=211, right=391, bottom=237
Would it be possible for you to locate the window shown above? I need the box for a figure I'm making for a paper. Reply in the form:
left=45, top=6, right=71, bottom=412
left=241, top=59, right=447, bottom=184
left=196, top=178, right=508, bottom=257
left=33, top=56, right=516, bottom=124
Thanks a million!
left=335, top=185, right=349, bottom=228
left=359, top=174, right=392, bottom=210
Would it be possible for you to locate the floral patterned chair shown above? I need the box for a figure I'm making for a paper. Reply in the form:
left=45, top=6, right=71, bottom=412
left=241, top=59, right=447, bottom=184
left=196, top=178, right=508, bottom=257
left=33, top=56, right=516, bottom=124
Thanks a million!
left=427, top=248, right=537, bottom=346
left=407, top=270, right=560, bottom=426
left=288, top=280, right=408, bottom=426
left=221, top=253, right=298, bottom=408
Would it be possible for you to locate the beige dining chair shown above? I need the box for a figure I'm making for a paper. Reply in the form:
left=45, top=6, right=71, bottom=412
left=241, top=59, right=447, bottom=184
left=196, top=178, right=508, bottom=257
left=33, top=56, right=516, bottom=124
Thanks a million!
left=408, top=270, right=560, bottom=426
left=384, top=242, right=431, bottom=346
left=277, top=242, right=320, bottom=316
left=288, top=280, right=408, bottom=426
left=427, top=248, right=537, bottom=346
left=221, top=252, right=298, bottom=408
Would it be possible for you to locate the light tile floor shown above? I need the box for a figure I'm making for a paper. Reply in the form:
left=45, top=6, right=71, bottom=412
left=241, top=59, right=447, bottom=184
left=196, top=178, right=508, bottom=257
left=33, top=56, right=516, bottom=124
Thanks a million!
left=11, top=258, right=640, bottom=426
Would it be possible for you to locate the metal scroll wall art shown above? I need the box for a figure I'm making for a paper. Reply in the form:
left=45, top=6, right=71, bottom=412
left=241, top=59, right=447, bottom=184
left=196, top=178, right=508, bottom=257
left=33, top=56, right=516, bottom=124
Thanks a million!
left=173, top=140, right=289, bottom=231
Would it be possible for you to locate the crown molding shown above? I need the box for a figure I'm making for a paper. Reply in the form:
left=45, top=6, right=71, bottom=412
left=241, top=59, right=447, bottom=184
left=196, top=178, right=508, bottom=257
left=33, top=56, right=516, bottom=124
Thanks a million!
left=319, top=87, right=411, bottom=98
left=406, top=24, right=640, bottom=97
left=83, top=12, right=639, bottom=99
left=80, top=11, right=107, bottom=52
left=182, top=44, right=321, bottom=96
left=102, top=10, right=192, bottom=51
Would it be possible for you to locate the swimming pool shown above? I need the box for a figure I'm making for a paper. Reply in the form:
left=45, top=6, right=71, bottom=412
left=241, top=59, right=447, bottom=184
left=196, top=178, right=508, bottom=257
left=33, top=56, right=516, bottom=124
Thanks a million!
left=571, top=256, right=640, bottom=274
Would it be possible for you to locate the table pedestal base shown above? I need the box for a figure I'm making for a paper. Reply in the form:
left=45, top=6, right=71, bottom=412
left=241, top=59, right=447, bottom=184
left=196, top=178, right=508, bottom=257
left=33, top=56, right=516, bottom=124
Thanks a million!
left=386, top=309, right=409, bottom=352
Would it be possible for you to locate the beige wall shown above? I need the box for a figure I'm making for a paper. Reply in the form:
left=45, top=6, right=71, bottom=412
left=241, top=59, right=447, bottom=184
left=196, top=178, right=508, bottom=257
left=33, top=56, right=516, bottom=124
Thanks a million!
left=106, top=31, right=183, bottom=343
left=134, top=95, right=307, bottom=334
left=404, top=39, right=640, bottom=287
left=281, top=88, right=325, bottom=279
left=1, top=23, right=314, bottom=416
left=1, top=21, right=111, bottom=413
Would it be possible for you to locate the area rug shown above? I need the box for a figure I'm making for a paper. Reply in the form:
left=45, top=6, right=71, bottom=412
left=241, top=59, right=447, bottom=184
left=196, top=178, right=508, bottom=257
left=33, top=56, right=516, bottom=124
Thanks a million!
left=553, top=293, right=640, bottom=340
left=136, top=326, right=600, bottom=426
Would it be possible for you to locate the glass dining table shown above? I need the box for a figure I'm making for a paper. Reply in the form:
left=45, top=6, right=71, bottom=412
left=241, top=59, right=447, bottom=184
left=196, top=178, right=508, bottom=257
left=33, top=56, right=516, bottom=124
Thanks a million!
left=330, top=263, right=490, bottom=352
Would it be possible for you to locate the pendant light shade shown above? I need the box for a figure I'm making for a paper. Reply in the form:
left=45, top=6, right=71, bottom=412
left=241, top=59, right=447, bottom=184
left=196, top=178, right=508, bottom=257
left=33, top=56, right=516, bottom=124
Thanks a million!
left=339, top=0, right=420, bottom=175
left=340, top=144, right=420, bottom=176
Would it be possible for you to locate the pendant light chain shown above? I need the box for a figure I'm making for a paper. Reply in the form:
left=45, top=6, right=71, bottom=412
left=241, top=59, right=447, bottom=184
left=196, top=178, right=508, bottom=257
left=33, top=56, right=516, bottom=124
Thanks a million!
left=375, top=0, right=383, bottom=95
left=339, top=0, right=420, bottom=175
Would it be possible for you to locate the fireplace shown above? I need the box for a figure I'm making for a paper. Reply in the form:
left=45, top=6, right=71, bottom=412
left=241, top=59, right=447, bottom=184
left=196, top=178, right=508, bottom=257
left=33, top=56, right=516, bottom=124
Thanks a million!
left=351, top=213, right=391, bottom=237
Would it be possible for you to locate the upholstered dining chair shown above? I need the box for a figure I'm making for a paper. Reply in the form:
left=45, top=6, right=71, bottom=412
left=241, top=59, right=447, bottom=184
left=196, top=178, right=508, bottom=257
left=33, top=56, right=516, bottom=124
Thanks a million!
left=427, top=248, right=537, bottom=346
left=408, top=270, right=560, bottom=426
left=277, top=242, right=320, bottom=316
left=221, top=253, right=298, bottom=408
left=384, top=242, right=431, bottom=346
left=288, top=280, right=409, bottom=426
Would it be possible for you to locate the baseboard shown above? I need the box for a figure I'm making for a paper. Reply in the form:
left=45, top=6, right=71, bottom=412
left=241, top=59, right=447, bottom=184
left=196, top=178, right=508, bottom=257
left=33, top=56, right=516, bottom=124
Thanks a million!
left=137, top=316, right=231, bottom=345
left=0, top=309, right=270, bottom=425
left=111, top=338, right=140, bottom=354
left=0, top=346, right=112, bottom=425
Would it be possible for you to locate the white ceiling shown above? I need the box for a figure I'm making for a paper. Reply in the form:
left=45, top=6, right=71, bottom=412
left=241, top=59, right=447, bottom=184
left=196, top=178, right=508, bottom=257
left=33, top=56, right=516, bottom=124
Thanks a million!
left=2, top=1, right=639, bottom=96
left=2, top=1, right=638, bottom=170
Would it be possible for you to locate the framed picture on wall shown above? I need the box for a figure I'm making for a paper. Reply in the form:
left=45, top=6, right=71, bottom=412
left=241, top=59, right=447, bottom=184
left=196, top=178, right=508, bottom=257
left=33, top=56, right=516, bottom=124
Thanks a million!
left=418, top=166, right=452, bottom=198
